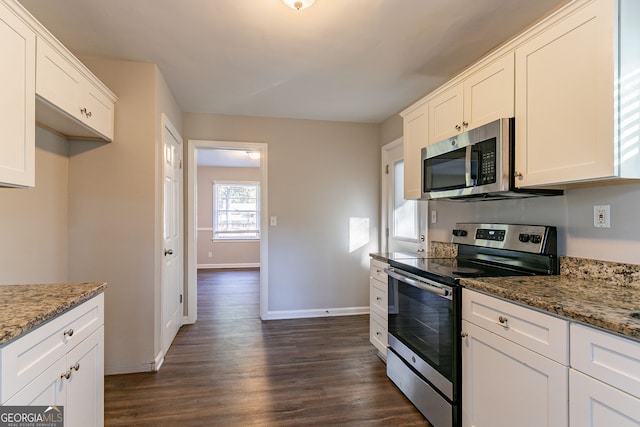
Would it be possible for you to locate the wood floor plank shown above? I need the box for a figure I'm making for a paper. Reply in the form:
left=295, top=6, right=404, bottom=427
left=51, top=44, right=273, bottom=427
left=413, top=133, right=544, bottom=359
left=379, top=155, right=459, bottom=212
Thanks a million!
left=105, top=269, right=430, bottom=426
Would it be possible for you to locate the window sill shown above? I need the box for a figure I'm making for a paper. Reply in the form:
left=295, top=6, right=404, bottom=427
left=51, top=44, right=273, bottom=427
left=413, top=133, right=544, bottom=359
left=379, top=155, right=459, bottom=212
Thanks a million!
left=211, top=238, right=260, bottom=243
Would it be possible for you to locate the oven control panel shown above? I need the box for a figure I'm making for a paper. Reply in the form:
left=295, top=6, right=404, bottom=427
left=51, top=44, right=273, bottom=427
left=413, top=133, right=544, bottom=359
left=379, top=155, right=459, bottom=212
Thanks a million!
left=475, top=228, right=505, bottom=241
left=451, top=223, right=557, bottom=254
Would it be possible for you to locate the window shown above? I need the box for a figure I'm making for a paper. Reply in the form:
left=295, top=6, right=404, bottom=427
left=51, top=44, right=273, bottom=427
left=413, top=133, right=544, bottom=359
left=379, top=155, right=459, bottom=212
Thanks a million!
left=213, top=182, right=260, bottom=240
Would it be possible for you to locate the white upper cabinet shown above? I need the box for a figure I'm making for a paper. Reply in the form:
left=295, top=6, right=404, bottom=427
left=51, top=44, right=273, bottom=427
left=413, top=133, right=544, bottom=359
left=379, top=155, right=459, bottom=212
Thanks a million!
left=35, top=36, right=115, bottom=141
left=428, top=83, right=464, bottom=144
left=0, top=0, right=116, bottom=187
left=514, top=0, right=640, bottom=187
left=463, top=53, right=515, bottom=133
left=0, top=1, right=35, bottom=187
left=428, top=53, right=515, bottom=145
left=401, top=101, right=429, bottom=199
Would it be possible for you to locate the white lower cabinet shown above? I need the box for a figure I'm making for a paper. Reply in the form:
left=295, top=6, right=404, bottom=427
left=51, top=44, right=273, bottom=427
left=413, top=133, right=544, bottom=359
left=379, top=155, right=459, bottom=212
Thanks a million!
left=461, top=289, right=568, bottom=427
left=369, top=258, right=388, bottom=357
left=1, top=295, right=104, bottom=427
left=569, top=322, right=640, bottom=427
left=570, top=369, right=640, bottom=427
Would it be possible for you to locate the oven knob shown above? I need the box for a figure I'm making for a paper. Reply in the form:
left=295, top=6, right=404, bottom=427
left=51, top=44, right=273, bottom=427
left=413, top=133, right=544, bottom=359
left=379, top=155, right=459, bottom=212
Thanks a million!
left=452, top=229, right=467, bottom=237
left=530, top=234, right=542, bottom=244
left=518, top=233, right=530, bottom=243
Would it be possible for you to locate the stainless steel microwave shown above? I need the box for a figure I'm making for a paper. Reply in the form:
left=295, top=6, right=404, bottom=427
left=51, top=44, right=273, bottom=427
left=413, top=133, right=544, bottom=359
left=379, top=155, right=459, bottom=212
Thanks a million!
left=421, top=118, right=562, bottom=201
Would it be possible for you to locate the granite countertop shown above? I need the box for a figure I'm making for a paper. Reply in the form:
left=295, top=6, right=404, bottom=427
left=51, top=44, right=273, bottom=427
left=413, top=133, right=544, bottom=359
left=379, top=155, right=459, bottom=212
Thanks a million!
left=461, top=269, right=640, bottom=341
left=0, top=282, right=107, bottom=346
left=371, top=242, right=458, bottom=262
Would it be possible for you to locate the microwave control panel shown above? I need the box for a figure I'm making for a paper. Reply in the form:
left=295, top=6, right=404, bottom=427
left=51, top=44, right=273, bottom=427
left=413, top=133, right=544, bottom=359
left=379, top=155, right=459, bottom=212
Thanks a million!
left=472, top=137, right=497, bottom=185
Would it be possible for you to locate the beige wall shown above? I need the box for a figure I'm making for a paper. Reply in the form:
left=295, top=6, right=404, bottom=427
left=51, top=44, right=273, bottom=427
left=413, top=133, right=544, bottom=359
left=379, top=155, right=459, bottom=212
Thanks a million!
left=70, top=58, right=182, bottom=373
left=379, top=112, right=403, bottom=146
left=184, top=114, right=380, bottom=315
left=196, top=165, right=260, bottom=267
left=0, top=128, right=69, bottom=285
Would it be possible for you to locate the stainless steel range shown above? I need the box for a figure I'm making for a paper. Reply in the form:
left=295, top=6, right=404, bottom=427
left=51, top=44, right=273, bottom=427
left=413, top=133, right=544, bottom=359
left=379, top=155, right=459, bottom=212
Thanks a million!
left=385, top=223, right=559, bottom=427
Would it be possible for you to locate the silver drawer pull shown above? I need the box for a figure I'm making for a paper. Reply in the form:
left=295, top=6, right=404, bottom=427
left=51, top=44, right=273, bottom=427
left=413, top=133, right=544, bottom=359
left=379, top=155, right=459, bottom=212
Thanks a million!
left=71, top=362, right=80, bottom=372
left=63, top=328, right=74, bottom=337
left=61, top=370, right=71, bottom=380
left=498, top=316, right=508, bottom=324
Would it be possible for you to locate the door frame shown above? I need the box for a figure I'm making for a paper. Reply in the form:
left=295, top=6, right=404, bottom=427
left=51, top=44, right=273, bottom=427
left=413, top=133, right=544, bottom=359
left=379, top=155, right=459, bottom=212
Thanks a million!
left=185, top=140, right=268, bottom=323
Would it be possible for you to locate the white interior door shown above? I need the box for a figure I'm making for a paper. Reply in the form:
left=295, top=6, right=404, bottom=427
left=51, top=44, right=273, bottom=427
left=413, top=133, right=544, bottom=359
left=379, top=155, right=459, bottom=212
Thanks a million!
left=384, top=141, right=426, bottom=253
left=161, top=114, right=183, bottom=359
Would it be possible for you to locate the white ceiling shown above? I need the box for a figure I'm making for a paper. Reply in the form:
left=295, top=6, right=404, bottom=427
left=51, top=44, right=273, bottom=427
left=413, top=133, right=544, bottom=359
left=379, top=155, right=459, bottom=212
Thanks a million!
left=20, top=0, right=569, bottom=123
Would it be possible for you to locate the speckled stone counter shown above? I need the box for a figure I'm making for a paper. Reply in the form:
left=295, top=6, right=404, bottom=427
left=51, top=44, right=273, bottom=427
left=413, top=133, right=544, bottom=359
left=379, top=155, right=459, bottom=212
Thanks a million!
left=0, top=282, right=107, bottom=345
left=461, top=256, right=640, bottom=341
left=370, top=241, right=457, bottom=263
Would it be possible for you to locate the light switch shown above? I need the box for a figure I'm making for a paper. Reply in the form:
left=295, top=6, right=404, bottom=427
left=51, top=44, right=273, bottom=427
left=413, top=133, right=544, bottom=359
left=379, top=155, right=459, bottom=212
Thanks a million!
left=270, top=216, right=277, bottom=226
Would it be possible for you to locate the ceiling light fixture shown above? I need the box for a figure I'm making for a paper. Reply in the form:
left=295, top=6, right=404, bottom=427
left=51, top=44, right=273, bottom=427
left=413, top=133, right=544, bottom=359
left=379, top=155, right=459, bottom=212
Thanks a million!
left=282, top=0, right=316, bottom=11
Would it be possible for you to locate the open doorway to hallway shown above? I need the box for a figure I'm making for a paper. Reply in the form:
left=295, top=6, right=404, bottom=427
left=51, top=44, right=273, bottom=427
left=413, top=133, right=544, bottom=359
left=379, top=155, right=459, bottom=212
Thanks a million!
left=186, top=141, right=268, bottom=325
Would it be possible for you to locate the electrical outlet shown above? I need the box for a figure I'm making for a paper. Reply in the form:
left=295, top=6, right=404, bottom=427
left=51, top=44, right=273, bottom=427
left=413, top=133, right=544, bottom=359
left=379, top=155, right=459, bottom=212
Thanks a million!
left=431, top=210, right=437, bottom=224
left=593, top=205, right=611, bottom=228
left=208, top=251, right=212, bottom=258
left=270, top=216, right=277, bottom=226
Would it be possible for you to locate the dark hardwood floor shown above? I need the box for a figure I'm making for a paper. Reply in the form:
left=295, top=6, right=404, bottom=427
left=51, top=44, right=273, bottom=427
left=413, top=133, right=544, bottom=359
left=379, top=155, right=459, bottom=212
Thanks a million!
left=105, top=269, right=429, bottom=426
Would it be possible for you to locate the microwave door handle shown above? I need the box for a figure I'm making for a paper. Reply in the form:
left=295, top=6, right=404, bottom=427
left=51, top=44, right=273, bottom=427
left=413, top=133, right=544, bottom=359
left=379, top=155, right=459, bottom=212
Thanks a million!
left=465, top=146, right=471, bottom=186
left=385, top=268, right=452, bottom=299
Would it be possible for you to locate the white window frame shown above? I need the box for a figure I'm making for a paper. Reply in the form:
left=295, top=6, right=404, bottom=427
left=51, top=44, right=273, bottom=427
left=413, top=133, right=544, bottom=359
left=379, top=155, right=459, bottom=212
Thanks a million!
left=213, top=181, right=260, bottom=241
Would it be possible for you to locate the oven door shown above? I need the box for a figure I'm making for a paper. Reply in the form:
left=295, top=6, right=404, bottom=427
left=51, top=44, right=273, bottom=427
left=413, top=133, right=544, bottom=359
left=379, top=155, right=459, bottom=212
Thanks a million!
left=386, top=267, right=459, bottom=400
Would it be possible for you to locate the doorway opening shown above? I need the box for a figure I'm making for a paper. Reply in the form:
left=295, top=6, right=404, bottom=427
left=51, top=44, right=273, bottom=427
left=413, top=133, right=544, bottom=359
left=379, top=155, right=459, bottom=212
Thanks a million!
left=186, top=140, right=268, bottom=324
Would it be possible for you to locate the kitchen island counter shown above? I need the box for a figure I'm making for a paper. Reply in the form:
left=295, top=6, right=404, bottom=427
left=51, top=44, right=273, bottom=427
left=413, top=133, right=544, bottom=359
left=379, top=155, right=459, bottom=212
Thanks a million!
left=0, top=282, right=107, bottom=345
left=461, top=256, right=640, bottom=341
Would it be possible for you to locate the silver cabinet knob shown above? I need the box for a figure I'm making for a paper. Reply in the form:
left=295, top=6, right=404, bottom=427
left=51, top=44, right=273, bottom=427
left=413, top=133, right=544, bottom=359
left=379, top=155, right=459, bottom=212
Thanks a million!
left=455, top=124, right=461, bottom=131
left=63, top=328, right=74, bottom=337
left=498, top=316, right=508, bottom=324
left=164, top=249, right=174, bottom=256
left=514, top=172, right=523, bottom=180
left=461, top=332, right=468, bottom=338
left=70, top=362, right=80, bottom=371
left=463, top=121, right=469, bottom=127
left=61, top=371, right=71, bottom=380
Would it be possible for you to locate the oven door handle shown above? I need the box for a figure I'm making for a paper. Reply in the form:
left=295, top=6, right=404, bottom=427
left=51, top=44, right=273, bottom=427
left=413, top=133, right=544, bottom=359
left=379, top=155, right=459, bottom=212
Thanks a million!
left=385, top=267, right=453, bottom=299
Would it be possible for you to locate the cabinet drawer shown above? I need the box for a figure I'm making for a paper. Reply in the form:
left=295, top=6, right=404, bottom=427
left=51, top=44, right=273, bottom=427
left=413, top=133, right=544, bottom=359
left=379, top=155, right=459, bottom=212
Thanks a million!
left=370, top=312, right=388, bottom=354
left=370, top=280, right=387, bottom=319
left=0, top=294, right=104, bottom=403
left=370, top=259, right=388, bottom=284
left=571, top=323, right=640, bottom=399
left=462, top=289, right=568, bottom=364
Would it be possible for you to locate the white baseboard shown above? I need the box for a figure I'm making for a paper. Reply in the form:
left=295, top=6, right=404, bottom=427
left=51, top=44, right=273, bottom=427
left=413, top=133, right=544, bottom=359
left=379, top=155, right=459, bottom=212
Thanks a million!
left=197, top=263, right=260, bottom=269
left=262, top=306, right=369, bottom=320
left=105, top=362, right=155, bottom=375
left=154, top=350, right=165, bottom=372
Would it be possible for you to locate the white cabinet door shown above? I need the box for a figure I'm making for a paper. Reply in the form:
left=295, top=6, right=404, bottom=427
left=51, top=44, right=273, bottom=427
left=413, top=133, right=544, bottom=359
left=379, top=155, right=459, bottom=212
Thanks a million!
left=0, top=2, right=35, bottom=187
left=514, top=0, right=614, bottom=187
left=80, top=81, right=114, bottom=140
left=5, top=357, right=66, bottom=406
left=66, top=327, right=104, bottom=427
left=36, top=37, right=83, bottom=122
left=464, top=52, right=514, bottom=130
left=462, top=320, right=568, bottom=427
left=570, top=369, right=640, bottom=427
left=402, top=102, right=428, bottom=200
left=428, top=83, right=464, bottom=144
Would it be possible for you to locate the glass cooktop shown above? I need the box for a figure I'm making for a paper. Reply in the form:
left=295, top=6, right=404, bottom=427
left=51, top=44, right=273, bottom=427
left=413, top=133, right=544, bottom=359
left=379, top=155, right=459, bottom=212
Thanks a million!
left=388, top=257, right=534, bottom=285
